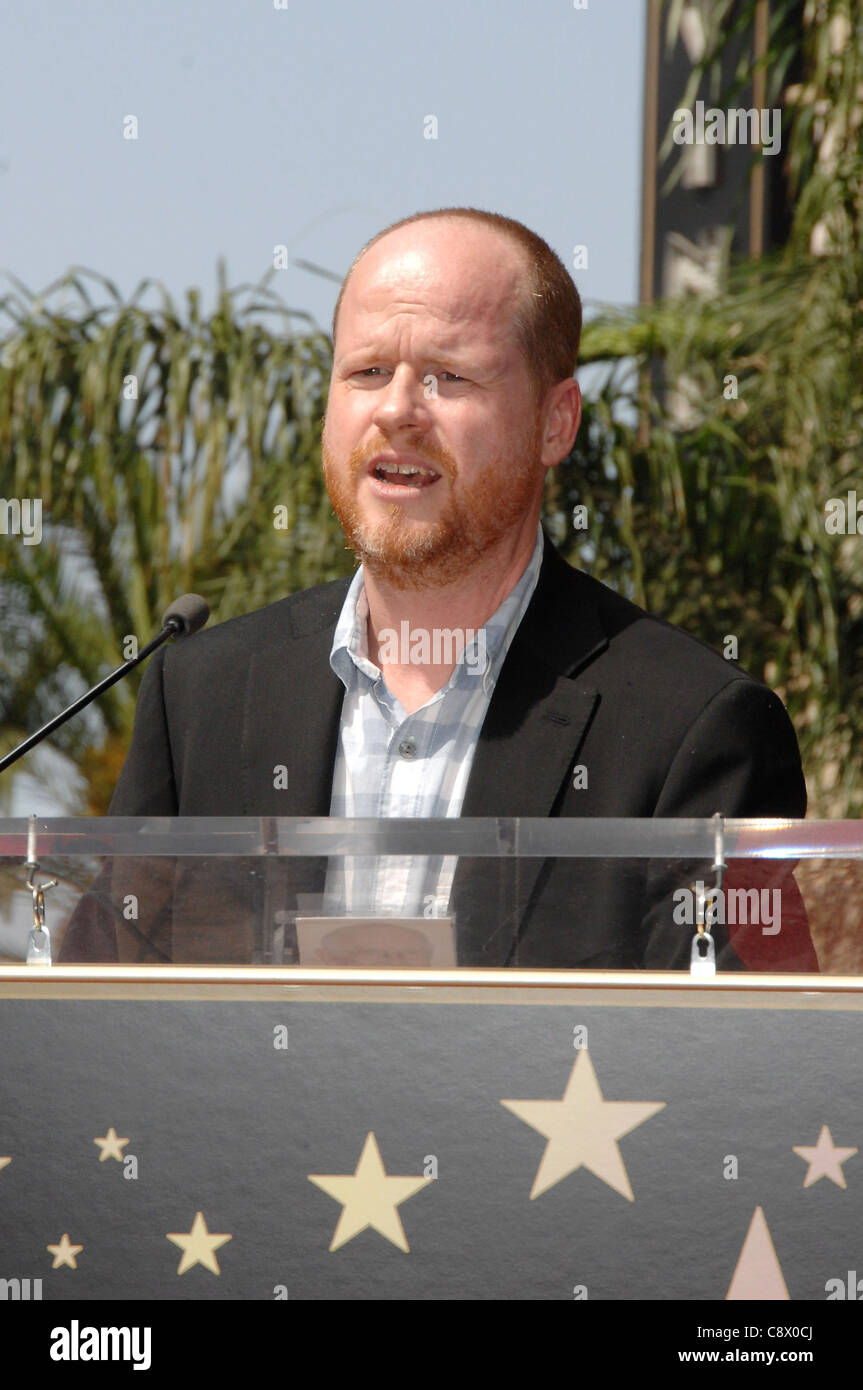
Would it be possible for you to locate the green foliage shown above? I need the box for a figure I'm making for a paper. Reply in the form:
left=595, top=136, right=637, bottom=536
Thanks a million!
left=545, top=0, right=863, bottom=817
left=0, top=268, right=351, bottom=809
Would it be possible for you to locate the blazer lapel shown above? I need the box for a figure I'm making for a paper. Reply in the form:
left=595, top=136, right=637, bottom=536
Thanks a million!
left=237, top=579, right=352, bottom=946
left=239, top=579, right=350, bottom=817
left=453, top=535, right=608, bottom=963
left=461, top=533, right=608, bottom=816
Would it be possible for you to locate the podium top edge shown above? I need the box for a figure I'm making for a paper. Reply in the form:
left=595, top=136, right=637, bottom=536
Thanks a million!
left=0, top=816, right=860, bottom=858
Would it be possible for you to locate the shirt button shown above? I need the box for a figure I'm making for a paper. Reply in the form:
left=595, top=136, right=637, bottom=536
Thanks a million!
left=398, top=737, right=417, bottom=760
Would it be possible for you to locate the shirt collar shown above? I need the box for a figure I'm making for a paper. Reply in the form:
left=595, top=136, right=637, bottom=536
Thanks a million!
left=330, top=522, right=545, bottom=699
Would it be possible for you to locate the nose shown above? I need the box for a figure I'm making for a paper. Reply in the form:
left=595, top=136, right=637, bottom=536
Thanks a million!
left=371, top=365, right=430, bottom=435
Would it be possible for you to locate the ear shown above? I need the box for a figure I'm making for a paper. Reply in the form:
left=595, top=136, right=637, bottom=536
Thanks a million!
left=540, top=378, right=582, bottom=470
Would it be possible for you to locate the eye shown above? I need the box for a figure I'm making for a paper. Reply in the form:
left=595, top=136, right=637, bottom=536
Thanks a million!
left=357, top=367, right=388, bottom=377
left=440, top=371, right=465, bottom=383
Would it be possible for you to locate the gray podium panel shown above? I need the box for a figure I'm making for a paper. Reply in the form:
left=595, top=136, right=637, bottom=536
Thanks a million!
left=0, top=970, right=861, bottom=1302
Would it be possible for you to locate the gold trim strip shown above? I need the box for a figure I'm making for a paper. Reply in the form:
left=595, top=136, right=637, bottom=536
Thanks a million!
left=0, top=964, right=859, bottom=993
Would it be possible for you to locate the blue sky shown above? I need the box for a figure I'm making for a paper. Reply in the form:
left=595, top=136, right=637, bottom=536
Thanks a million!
left=1, top=0, right=646, bottom=332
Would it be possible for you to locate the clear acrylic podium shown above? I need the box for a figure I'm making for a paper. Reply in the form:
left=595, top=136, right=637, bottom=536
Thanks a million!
left=0, top=817, right=861, bottom=1300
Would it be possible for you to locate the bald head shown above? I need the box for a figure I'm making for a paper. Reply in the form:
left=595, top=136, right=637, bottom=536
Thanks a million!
left=336, top=219, right=527, bottom=384
left=332, top=207, right=582, bottom=400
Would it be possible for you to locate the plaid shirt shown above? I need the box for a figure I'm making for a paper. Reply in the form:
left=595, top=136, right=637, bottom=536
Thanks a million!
left=323, top=523, right=544, bottom=917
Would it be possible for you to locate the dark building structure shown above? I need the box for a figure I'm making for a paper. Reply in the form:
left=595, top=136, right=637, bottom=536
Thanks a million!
left=640, top=0, right=803, bottom=311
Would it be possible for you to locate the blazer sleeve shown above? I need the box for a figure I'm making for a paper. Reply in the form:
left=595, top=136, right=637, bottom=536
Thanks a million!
left=640, top=677, right=817, bottom=971
left=59, top=649, right=178, bottom=961
left=108, top=646, right=179, bottom=815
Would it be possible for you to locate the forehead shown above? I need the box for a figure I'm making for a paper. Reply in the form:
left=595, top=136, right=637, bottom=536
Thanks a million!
left=338, top=222, right=526, bottom=348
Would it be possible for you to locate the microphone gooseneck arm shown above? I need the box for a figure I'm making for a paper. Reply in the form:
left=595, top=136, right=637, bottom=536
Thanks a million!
left=0, top=595, right=209, bottom=775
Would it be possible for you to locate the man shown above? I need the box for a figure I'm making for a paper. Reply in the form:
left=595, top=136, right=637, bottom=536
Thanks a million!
left=61, top=208, right=815, bottom=971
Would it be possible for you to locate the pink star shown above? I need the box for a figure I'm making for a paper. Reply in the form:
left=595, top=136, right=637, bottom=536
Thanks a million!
left=793, top=1125, right=857, bottom=1188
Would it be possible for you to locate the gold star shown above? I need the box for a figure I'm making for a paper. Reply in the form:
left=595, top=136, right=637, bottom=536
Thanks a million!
left=47, top=1233, right=83, bottom=1269
left=93, top=1127, right=130, bottom=1162
left=793, top=1125, right=857, bottom=1188
left=308, top=1131, right=432, bottom=1252
left=0, top=1157, right=11, bottom=1173
left=501, top=1049, right=666, bottom=1200
left=166, top=1211, right=232, bottom=1275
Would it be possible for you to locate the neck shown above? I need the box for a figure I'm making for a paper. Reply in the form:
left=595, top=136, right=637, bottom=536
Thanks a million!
left=362, top=525, right=539, bottom=711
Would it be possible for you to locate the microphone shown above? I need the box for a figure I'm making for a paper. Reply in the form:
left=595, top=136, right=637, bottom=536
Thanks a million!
left=160, top=593, right=210, bottom=637
left=0, top=594, right=210, bottom=774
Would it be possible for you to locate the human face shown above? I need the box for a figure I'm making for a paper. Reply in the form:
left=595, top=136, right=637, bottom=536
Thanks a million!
left=322, top=222, right=547, bottom=590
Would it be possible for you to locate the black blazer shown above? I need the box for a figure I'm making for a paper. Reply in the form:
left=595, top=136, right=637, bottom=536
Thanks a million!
left=63, top=533, right=814, bottom=970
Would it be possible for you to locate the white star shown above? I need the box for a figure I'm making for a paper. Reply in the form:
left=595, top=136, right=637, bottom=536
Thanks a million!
left=308, top=1132, right=432, bottom=1251
left=501, top=1050, right=665, bottom=1200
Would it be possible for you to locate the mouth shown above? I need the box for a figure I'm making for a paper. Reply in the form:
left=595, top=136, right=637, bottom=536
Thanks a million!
left=367, top=456, right=442, bottom=492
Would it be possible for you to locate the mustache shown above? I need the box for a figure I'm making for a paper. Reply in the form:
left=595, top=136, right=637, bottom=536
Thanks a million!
left=347, top=438, right=457, bottom=482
